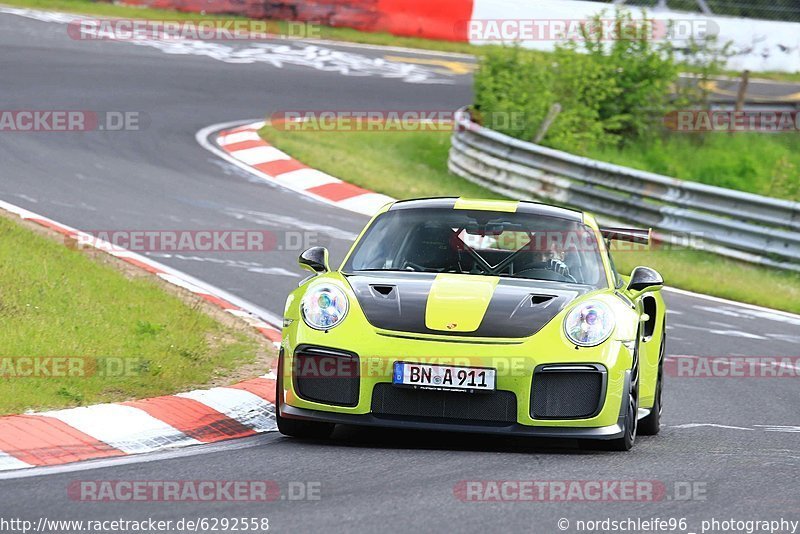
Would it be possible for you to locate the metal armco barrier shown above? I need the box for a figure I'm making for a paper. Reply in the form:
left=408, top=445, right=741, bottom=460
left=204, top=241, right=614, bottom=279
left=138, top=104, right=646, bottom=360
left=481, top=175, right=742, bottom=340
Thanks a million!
left=448, top=108, right=800, bottom=272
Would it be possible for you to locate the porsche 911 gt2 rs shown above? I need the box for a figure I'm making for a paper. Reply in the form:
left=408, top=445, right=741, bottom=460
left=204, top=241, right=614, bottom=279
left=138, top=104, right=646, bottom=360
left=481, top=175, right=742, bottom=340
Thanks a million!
left=276, top=198, right=666, bottom=450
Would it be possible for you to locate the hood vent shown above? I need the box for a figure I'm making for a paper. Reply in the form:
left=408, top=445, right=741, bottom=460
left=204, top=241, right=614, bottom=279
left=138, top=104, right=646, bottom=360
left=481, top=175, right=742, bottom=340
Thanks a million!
left=370, top=284, right=396, bottom=298
left=530, top=295, right=556, bottom=306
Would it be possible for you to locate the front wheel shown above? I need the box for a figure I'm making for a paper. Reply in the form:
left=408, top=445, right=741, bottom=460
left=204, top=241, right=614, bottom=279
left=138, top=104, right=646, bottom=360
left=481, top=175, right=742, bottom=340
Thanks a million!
left=639, top=324, right=666, bottom=436
left=638, top=375, right=661, bottom=436
left=603, top=389, right=637, bottom=451
left=580, top=387, right=637, bottom=452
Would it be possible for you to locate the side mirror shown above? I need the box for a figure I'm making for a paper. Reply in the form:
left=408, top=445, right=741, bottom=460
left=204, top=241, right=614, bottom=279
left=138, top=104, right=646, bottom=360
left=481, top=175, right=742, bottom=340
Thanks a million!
left=627, top=266, right=663, bottom=296
left=299, top=246, right=330, bottom=275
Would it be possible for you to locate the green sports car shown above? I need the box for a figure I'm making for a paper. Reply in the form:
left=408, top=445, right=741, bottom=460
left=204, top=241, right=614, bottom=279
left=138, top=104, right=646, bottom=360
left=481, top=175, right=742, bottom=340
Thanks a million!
left=276, top=198, right=666, bottom=450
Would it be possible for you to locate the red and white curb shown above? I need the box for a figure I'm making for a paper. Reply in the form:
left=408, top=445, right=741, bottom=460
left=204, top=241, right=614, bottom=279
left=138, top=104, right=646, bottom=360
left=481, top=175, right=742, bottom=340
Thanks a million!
left=204, top=120, right=395, bottom=217
left=0, top=198, right=282, bottom=472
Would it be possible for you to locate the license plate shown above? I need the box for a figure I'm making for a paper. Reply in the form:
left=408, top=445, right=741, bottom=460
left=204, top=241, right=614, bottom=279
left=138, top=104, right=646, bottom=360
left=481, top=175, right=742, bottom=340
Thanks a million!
left=392, top=362, right=496, bottom=392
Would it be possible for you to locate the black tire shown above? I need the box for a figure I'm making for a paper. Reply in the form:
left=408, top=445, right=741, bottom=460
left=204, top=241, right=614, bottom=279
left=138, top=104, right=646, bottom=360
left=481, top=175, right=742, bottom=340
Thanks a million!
left=638, top=375, right=662, bottom=436
left=276, top=411, right=335, bottom=439
left=602, top=388, right=637, bottom=451
left=601, top=333, right=642, bottom=451
left=639, top=324, right=666, bottom=436
left=580, top=383, right=637, bottom=452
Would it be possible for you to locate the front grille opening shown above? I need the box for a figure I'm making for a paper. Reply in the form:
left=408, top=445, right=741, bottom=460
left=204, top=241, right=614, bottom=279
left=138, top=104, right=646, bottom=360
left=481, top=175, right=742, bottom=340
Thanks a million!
left=530, top=367, right=605, bottom=419
left=371, top=384, right=517, bottom=425
left=293, top=347, right=360, bottom=407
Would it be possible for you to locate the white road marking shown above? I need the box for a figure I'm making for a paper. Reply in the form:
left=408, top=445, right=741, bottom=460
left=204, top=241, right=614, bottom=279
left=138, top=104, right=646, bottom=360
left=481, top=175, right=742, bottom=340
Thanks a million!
left=671, top=423, right=754, bottom=431
left=765, top=333, right=800, bottom=343
left=731, top=308, right=800, bottom=326
left=755, top=425, right=800, bottom=433
left=670, top=323, right=767, bottom=340
left=224, top=206, right=359, bottom=241
left=708, top=330, right=767, bottom=340
left=246, top=267, right=301, bottom=277
left=692, top=305, right=744, bottom=319
left=709, top=321, right=735, bottom=328
left=147, top=253, right=301, bottom=277
left=0, top=7, right=453, bottom=85
left=38, top=404, right=201, bottom=454
left=671, top=423, right=800, bottom=433
left=666, top=286, right=800, bottom=321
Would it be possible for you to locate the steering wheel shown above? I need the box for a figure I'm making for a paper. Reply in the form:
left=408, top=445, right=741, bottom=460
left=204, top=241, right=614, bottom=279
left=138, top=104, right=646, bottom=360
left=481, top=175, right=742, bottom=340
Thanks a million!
left=516, top=267, right=578, bottom=284
left=402, top=261, right=441, bottom=273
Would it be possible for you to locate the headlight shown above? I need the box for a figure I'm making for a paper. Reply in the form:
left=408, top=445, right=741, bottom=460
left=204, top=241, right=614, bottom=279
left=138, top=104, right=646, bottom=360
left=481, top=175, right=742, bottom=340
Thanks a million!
left=564, top=300, right=615, bottom=347
left=301, top=285, right=349, bottom=330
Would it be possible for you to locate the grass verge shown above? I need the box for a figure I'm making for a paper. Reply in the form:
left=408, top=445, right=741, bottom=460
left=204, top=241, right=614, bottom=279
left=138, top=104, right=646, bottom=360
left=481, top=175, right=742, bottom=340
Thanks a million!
left=259, top=124, right=800, bottom=314
left=0, top=213, right=269, bottom=415
left=586, top=133, right=800, bottom=201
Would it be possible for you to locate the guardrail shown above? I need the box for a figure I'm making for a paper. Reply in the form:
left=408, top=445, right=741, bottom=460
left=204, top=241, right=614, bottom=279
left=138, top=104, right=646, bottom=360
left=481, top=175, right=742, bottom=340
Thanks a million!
left=448, top=108, right=800, bottom=272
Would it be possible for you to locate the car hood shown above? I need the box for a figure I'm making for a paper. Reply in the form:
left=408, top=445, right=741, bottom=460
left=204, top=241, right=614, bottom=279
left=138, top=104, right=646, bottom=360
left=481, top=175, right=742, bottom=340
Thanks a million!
left=344, top=272, right=591, bottom=339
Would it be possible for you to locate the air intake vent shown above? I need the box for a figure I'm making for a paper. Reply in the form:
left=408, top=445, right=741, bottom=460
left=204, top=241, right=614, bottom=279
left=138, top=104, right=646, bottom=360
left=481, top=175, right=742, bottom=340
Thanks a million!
left=530, top=295, right=555, bottom=305
left=370, top=284, right=396, bottom=297
left=371, top=384, right=517, bottom=425
left=293, top=346, right=360, bottom=407
left=530, top=365, right=606, bottom=419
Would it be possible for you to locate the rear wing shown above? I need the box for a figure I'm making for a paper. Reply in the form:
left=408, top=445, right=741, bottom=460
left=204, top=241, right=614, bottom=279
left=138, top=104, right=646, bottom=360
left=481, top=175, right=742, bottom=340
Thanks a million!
left=600, top=227, right=651, bottom=245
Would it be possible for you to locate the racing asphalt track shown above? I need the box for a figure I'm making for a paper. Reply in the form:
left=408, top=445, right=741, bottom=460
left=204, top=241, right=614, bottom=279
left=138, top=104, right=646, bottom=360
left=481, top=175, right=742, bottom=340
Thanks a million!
left=1, top=8, right=799, bottom=533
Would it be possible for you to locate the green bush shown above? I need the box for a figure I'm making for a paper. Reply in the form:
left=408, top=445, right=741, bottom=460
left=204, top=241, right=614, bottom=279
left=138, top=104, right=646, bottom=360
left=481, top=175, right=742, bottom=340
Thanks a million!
left=473, top=9, right=720, bottom=153
left=469, top=9, right=800, bottom=203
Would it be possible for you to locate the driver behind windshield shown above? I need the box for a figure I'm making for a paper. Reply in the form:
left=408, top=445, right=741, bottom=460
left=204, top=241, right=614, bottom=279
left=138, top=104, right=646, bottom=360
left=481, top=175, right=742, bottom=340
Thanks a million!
left=344, top=208, right=604, bottom=288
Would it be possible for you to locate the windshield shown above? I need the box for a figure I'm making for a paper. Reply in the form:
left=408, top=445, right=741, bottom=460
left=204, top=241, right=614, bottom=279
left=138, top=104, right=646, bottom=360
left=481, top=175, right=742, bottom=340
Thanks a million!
left=343, top=208, right=608, bottom=287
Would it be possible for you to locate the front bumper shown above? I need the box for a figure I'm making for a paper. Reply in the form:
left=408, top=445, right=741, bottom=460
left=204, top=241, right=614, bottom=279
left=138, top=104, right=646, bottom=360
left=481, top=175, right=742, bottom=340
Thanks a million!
left=278, top=331, right=634, bottom=439
left=279, top=401, right=627, bottom=440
